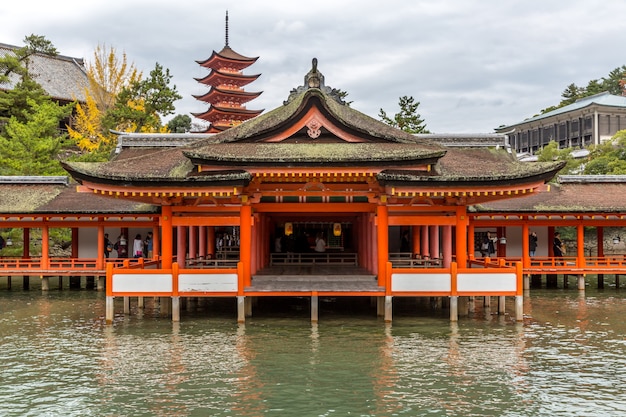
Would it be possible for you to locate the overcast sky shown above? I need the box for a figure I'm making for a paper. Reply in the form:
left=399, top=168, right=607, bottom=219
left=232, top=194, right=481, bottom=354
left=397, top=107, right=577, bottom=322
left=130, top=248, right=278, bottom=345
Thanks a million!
left=3, top=0, right=626, bottom=133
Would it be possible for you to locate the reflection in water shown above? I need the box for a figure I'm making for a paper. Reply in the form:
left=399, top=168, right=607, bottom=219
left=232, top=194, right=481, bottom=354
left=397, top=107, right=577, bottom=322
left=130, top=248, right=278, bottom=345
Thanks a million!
left=0, top=289, right=626, bottom=416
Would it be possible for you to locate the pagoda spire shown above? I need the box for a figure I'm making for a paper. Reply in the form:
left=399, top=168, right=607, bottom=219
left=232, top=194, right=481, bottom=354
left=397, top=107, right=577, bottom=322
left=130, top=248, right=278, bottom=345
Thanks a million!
left=192, top=12, right=263, bottom=133
left=225, top=11, right=229, bottom=47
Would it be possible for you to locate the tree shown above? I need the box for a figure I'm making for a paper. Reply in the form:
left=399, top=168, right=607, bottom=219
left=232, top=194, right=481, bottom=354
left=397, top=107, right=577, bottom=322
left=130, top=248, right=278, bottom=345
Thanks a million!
left=0, top=34, right=57, bottom=82
left=103, top=62, right=182, bottom=133
left=0, top=97, right=72, bottom=175
left=583, top=130, right=626, bottom=174
left=167, top=114, right=192, bottom=133
left=379, top=95, right=430, bottom=133
left=86, top=44, right=141, bottom=113
left=535, top=141, right=583, bottom=176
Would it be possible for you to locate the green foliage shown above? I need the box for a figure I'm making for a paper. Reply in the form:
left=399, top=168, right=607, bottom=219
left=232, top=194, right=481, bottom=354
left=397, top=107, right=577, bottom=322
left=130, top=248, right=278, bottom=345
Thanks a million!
left=536, top=141, right=583, bottom=177
left=0, top=98, right=72, bottom=175
left=583, top=130, right=626, bottom=174
left=0, top=34, right=57, bottom=83
left=540, top=66, right=626, bottom=114
left=167, top=114, right=192, bottom=133
left=103, top=62, right=182, bottom=133
left=379, top=95, right=430, bottom=134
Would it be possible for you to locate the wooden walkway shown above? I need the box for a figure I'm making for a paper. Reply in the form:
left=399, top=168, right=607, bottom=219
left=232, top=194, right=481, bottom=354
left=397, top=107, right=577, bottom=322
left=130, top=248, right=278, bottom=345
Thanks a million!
left=249, top=265, right=381, bottom=292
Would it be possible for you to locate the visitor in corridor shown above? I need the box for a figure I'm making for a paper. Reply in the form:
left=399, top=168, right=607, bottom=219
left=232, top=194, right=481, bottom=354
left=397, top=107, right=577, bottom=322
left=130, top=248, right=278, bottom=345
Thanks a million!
left=314, top=233, right=326, bottom=252
left=553, top=232, right=564, bottom=258
left=144, top=232, right=153, bottom=258
left=133, top=234, right=144, bottom=258
left=104, top=233, right=112, bottom=259
left=481, top=232, right=496, bottom=257
left=114, top=235, right=128, bottom=258
left=529, top=231, right=538, bottom=257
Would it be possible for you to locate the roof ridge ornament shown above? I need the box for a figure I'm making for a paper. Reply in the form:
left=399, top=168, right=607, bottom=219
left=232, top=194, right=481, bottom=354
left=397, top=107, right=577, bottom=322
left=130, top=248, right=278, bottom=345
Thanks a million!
left=283, top=58, right=347, bottom=105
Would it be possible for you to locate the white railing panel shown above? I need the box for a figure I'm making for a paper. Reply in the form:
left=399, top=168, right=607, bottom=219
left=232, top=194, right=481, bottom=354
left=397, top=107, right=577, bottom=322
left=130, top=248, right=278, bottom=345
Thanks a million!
left=392, top=273, right=451, bottom=292
left=112, top=273, right=172, bottom=293
left=179, top=273, right=238, bottom=292
left=457, top=272, right=517, bottom=292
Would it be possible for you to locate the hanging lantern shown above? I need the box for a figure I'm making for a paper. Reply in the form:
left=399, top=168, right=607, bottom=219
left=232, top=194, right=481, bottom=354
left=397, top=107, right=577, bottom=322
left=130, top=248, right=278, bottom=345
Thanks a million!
left=285, top=222, right=293, bottom=236
left=333, top=223, right=342, bottom=237
left=499, top=236, right=507, bottom=245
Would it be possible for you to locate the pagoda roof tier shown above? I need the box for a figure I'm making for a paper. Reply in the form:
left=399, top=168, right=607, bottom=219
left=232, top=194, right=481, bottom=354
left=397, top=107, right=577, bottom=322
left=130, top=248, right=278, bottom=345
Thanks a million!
left=191, top=106, right=264, bottom=123
left=193, top=87, right=262, bottom=105
left=194, top=70, right=260, bottom=88
left=196, top=46, right=259, bottom=71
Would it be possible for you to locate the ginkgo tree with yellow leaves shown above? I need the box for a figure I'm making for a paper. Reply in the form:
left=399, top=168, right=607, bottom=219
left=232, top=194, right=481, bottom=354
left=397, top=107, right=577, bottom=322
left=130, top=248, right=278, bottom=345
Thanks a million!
left=68, top=44, right=181, bottom=160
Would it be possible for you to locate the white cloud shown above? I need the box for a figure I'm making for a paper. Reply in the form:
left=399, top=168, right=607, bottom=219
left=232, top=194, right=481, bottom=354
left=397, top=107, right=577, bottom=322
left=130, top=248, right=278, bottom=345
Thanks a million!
left=3, top=0, right=626, bottom=133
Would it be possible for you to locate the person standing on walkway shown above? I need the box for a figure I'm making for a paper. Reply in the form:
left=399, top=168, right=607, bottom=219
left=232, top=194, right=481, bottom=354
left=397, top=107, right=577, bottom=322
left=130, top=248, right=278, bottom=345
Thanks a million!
left=133, top=234, right=144, bottom=258
left=104, top=233, right=112, bottom=259
left=553, top=232, right=564, bottom=258
left=529, top=231, right=538, bottom=257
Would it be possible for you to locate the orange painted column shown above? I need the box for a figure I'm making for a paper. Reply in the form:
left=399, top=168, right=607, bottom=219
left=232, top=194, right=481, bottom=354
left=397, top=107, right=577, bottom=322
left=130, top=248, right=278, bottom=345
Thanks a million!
left=189, top=226, right=197, bottom=260
left=161, top=206, right=173, bottom=269
left=597, top=227, right=604, bottom=257
left=522, top=223, right=530, bottom=268
left=468, top=223, right=475, bottom=260
left=376, top=204, right=389, bottom=288
left=412, top=226, right=421, bottom=258
left=207, top=227, right=215, bottom=259
left=421, top=224, right=430, bottom=259
left=97, top=225, right=105, bottom=269
left=177, top=226, right=187, bottom=268
left=442, top=225, right=452, bottom=268
left=430, top=226, right=439, bottom=260
left=577, top=223, right=585, bottom=268
left=455, top=207, right=468, bottom=268
left=370, top=214, right=378, bottom=274
left=240, top=203, right=252, bottom=289
left=250, top=215, right=258, bottom=275
left=152, top=223, right=160, bottom=261
left=42, top=225, right=50, bottom=269
left=199, top=226, right=207, bottom=259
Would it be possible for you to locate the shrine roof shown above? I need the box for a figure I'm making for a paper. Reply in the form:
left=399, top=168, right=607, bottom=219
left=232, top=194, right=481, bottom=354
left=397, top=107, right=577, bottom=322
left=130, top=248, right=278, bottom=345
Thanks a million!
left=185, top=143, right=444, bottom=167
left=0, top=177, right=157, bottom=214
left=0, top=43, right=89, bottom=103
left=378, top=147, right=565, bottom=186
left=473, top=175, right=626, bottom=212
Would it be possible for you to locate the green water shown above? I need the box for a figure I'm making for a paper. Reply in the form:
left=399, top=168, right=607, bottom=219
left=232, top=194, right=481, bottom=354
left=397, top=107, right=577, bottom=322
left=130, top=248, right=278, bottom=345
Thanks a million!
left=1, top=280, right=625, bottom=416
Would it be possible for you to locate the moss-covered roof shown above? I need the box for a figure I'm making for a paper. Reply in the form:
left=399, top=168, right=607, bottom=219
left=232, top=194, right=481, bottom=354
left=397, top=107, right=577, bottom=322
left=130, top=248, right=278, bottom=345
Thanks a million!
left=474, top=180, right=626, bottom=213
left=185, top=142, right=445, bottom=167
left=0, top=183, right=158, bottom=214
left=377, top=147, right=565, bottom=185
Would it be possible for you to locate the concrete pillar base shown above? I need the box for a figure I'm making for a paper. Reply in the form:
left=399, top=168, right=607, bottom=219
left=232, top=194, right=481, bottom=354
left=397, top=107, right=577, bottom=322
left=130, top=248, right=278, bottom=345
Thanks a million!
left=450, top=296, right=458, bottom=322
left=237, top=296, right=245, bottom=323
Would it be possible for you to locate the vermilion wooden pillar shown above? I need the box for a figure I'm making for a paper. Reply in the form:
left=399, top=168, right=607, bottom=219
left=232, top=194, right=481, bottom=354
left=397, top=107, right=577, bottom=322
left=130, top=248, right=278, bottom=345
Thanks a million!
left=207, top=227, right=215, bottom=259
left=177, top=226, right=187, bottom=268
left=376, top=204, right=389, bottom=287
left=240, top=204, right=252, bottom=289
left=442, top=225, right=452, bottom=267
left=421, top=224, right=430, bottom=258
left=455, top=207, right=468, bottom=267
left=188, top=226, right=197, bottom=260
left=597, top=227, right=604, bottom=289
left=161, top=206, right=173, bottom=269
left=522, top=223, right=530, bottom=267
left=430, top=226, right=439, bottom=260
left=42, top=225, right=50, bottom=269
left=412, top=226, right=421, bottom=258
left=198, top=226, right=206, bottom=258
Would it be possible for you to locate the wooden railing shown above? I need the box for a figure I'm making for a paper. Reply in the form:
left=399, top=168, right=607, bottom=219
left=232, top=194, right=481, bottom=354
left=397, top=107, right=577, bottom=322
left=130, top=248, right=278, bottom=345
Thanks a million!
left=270, top=252, right=358, bottom=266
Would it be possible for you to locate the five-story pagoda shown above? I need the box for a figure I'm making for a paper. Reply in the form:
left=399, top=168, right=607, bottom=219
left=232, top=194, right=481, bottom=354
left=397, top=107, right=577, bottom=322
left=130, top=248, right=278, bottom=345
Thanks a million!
left=192, top=12, right=263, bottom=133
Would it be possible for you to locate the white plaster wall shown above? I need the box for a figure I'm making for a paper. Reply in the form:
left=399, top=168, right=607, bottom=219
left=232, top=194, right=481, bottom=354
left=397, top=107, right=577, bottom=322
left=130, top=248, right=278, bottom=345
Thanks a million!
left=392, top=273, right=451, bottom=292
left=112, top=273, right=172, bottom=293
left=179, top=273, right=238, bottom=292
left=457, top=272, right=517, bottom=292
